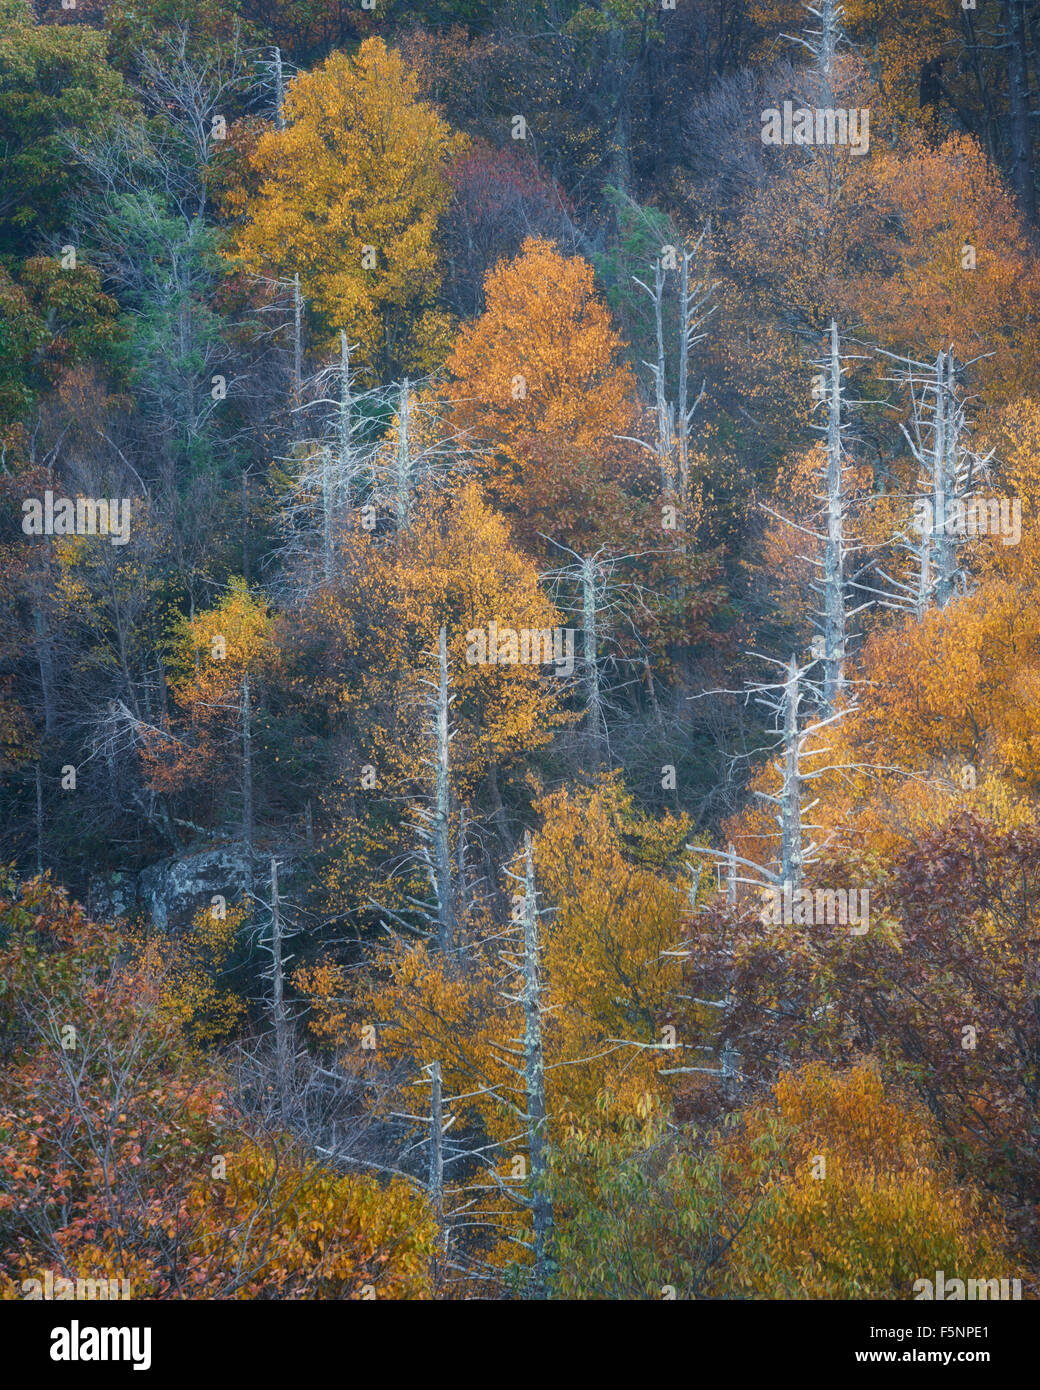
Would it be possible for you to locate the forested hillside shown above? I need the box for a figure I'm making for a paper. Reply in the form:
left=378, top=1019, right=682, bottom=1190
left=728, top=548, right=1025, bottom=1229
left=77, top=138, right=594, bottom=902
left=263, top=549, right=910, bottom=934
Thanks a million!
left=2, top=0, right=1039, bottom=1306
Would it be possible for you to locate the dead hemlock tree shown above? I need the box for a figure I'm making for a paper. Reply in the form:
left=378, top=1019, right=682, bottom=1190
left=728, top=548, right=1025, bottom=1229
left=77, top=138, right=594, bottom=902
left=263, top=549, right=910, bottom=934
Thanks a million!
left=871, top=348, right=994, bottom=619
left=367, top=833, right=558, bottom=1298
left=620, top=224, right=715, bottom=513
left=392, top=1056, right=511, bottom=1298
left=239, top=855, right=301, bottom=1117
left=679, top=654, right=855, bottom=1092
left=367, top=627, right=479, bottom=959
left=242, top=854, right=392, bottom=1141
left=541, top=539, right=660, bottom=759
left=275, top=331, right=383, bottom=591
left=413, top=627, right=460, bottom=958
left=253, top=45, right=296, bottom=132
left=130, top=23, right=254, bottom=218
left=412, top=833, right=560, bottom=1298
left=783, top=0, right=846, bottom=101
left=367, top=377, right=475, bottom=532
left=688, top=654, right=854, bottom=902
left=250, top=270, right=306, bottom=434
left=763, top=320, right=872, bottom=714
left=481, top=831, right=555, bottom=1299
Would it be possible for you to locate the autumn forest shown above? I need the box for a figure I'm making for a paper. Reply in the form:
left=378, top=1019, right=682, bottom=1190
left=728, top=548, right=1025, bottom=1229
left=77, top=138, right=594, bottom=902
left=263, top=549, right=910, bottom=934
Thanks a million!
left=1, top=0, right=1040, bottom=1319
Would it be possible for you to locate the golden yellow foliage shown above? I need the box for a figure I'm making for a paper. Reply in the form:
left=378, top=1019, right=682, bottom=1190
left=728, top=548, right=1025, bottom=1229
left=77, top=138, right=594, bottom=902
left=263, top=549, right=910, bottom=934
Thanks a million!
left=231, top=38, right=464, bottom=379
left=721, top=1065, right=1028, bottom=1299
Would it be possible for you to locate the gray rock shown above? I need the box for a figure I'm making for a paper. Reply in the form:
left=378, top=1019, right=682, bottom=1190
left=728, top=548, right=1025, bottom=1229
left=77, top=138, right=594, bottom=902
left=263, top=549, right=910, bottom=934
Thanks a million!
left=87, top=871, right=139, bottom=923
left=137, top=846, right=260, bottom=931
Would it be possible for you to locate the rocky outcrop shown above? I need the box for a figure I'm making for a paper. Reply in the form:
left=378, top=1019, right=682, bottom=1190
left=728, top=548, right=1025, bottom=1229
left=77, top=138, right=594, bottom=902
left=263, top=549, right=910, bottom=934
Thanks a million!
left=88, top=845, right=301, bottom=931
left=138, top=847, right=260, bottom=930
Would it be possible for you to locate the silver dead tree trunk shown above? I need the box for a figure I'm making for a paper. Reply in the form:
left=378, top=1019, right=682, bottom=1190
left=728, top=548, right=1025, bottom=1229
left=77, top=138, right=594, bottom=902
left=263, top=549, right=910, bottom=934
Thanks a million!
left=395, top=378, right=412, bottom=531
left=543, top=542, right=641, bottom=759
left=650, top=258, right=675, bottom=500
left=678, top=251, right=690, bottom=501
left=520, top=830, right=552, bottom=1296
left=877, top=347, right=990, bottom=620
left=689, top=655, right=851, bottom=898
left=269, top=855, right=290, bottom=1114
left=272, top=46, right=285, bottom=131
left=488, top=833, right=557, bottom=1295
left=786, top=0, right=844, bottom=99
left=241, top=672, right=254, bottom=853
left=428, top=1058, right=444, bottom=1289
left=818, top=0, right=839, bottom=92
left=291, top=273, right=304, bottom=438
left=676, top=232, right=712, bottom=513
left=581, top=555, right=607, bottom=753
left=319, top=330, right=355, bottom=581
left=630, top=236, right=713, bottom=510
left=338, top=330, right=353, bottom=488
left=778, top=657, right=804, bottom=890
left=930, top=350, right=959, bottom=612
left=763, top=320, right=862, bottom=716
left=821, top=319, right=847, bottom=709
left=433, top=626, right=454, bottom=955
left=414, top=627, right=457, bottom=956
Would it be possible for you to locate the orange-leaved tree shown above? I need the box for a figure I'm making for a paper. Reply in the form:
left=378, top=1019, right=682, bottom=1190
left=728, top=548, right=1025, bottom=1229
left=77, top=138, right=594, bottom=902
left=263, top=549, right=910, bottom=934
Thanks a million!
left=446, top=237, right=638, bottom=457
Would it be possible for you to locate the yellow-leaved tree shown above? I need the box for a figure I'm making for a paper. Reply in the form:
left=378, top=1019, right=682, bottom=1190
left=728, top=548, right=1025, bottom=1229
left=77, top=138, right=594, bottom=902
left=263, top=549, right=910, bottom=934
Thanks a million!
left=230, top=38, right=464, bottom=380
left=142, top=577, right=278, bottom=849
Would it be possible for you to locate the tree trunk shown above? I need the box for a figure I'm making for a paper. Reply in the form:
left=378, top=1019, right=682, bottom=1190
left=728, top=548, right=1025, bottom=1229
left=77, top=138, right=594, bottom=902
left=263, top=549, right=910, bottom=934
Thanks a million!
left=270, top=856, right=289, bottom=1114
left=292, top=273, right=303, bottom=436
left=428, top=1059, right=444, bottom=1293
left=32, top=600, right=56, bottom=737
left=433, top=626, right=455, bottom=956
left=273, top=46, right=285, bottom=131
left=1004, top=1, right=1036, bottom=222
left=396, top=378, right=411, bottom=531
left=522, top=831, right=553, bottom=1297
left=35, top=761, right=44, bottom=875
left=582, top=557, right=606, bottom=753
left=822, top=319, right=847, bottom=711
left=780, top=658, right=804, bottom=890
left=242, top=673, right=254, bottom=852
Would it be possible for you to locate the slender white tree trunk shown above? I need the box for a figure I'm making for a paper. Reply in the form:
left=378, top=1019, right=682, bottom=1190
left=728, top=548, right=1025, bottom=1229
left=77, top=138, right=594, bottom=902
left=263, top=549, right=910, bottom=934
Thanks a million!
left=396, top=378, right=411, bottom=531
left=433, top=626, right=455, bottom=955
left=822, top=319, right=847, bottom=710
left=779, top=657, right=803, bottom=890
left=273, top=46, right=285, bottom=131
left=581, top=556, right=605, bottom=751
left=428, top=1059, right=444, bottom=1291
left=242, top=672, right=254, bottom=853
left=651, top=261, right=674, bottom=499
left=270, top=856, right=289, bottom=1113
left=291, top=273, right=303, bottom=439
left=521, top=831, right=553, bottom=1297
left=677, top=250, right=690, bottom=507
